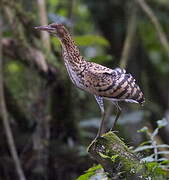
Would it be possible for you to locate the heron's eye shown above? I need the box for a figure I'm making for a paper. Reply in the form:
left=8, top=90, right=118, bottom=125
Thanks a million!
left=57, top=28, right=67, bottom=38
left=50, top=24, right=58, bottom=28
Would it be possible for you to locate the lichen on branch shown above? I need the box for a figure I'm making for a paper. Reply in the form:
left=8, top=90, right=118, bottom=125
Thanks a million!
left=88, top=132, right=169, bottom=179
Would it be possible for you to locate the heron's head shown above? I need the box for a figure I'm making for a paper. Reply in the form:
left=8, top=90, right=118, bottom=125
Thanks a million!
left=35, top=23, right=68, bottom=38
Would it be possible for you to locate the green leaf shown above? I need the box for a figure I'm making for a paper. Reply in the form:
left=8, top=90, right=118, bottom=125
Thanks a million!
left=51, top=37, right=60, bottom=47
left=138, top=127, right=148, bottom=133
left=76, top=165, right=102, bottom=180
left=6, top=61, right=23, bottom=74
left=146, top=162, right=169, bottom=176
left=89, top=169, right=108, bottom=180
left=157, top=151, right=169, bottom=155
left=135, top=144, right=169, bottom=153
left=90, top=55, right=113, bottom=64
left=160, top=160, right=169, bottom=165
left=134, top=145, right=154, bottom=152
left=86, top=164, right=102, bottom=173
left=74, top=35, right=109, bottom=47
left=157, top=119, right=168, bottom=128
left=139, top=141, right=152, bottom=146
left=76, top=171, right=95, bottom=180
left=141, top=156, right=155, bottom=163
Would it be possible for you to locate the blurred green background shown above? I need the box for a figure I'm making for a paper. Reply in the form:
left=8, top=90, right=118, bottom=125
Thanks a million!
left=0, top=0, right=169, bottom=179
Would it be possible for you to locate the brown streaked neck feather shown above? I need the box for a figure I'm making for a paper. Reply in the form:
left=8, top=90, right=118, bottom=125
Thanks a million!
left=58, top=31, right=84, bottom=65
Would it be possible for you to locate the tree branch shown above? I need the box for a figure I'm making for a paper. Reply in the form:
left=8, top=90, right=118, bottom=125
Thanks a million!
left=120, top=2, right=138, bottom=68
left=136, top=0, right=169, bottom=58
left=37, top=0, right=51, bottom=51
left=88, top=132, right=169, bottom=179
left=88, top=132, right=145, bottom=179
left=1, top=0, right=50, bottom=73
left=4, top=85, right=34, bottom=132
left=2, top=38, right=58, bottom=82
left=0, top=17, right=26, bottom=180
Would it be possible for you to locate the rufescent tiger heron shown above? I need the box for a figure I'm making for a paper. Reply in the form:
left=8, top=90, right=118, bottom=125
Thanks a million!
left=35, top=23, right=145, bottom=138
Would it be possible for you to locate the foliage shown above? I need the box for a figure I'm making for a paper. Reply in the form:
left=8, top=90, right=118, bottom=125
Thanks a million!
left=74, top=35, right=109, bottom=47
left=51, top=34, right=109, bottom=49
left=135, top=119, right=169, bottom=164
left=134, top=118, right=169, bottom=177
left=77, top=120, right=169, bottom=180
left=1, top=0, right=169, bottom=179
left=76, top=165, right=107, bottom=180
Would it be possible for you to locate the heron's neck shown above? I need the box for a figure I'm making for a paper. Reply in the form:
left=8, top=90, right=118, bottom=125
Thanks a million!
left=59, top=34, right=84, bottom=66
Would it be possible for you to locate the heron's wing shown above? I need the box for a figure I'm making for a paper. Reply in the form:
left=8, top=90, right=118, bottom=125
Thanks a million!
left=104, top=72, right=145, bottom=104
left=83, top=63, right=119, bottom=94
left=84, top=64, right=145, bottom=104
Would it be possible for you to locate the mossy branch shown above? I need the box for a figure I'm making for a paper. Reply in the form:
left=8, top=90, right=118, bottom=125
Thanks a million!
left=88, top=132, right=169, bottom=179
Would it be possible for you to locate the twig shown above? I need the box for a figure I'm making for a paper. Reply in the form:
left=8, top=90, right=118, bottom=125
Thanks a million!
left=0, top=18, right=26, bottom=180
left=147, top=129, right=158, bottom=162
left=32, top=89, right=50, bottom=180
left=136, top=0, right=169, bottom=58
left=2, top=38, right=58, bottom=86
left=120, top=3, right=138, bottom=68
left=37, top=0, right=51, bottom=51
left=147, top=123, right=169, bottom=159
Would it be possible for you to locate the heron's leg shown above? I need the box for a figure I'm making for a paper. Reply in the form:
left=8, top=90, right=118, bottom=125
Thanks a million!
left=110, top=101, right=122, bottom=130
left=94, top=95, right=105, bottom=138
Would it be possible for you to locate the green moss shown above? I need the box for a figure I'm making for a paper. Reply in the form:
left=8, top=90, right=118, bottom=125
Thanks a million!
left=88, top=132, right=169, bottom=179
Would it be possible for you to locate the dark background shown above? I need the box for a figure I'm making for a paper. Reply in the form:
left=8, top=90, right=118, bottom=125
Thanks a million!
left=0, top=0, right=169, bottom=179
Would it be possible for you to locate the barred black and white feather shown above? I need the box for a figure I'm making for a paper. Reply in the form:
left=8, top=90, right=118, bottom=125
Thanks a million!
left=110, top=68, right=144, bottom=104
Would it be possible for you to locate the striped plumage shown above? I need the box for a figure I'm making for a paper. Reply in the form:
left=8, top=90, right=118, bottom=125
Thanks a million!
left=35, top=23, right=145, bottom=138
left=81, top=64, right=144, bottom=104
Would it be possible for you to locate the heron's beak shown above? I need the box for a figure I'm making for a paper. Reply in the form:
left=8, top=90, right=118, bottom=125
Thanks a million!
left=34, top=25, right=55, bottom=31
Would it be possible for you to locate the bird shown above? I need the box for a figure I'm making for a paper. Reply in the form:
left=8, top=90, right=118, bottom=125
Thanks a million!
left=35, top=23, right=145, bottom=138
